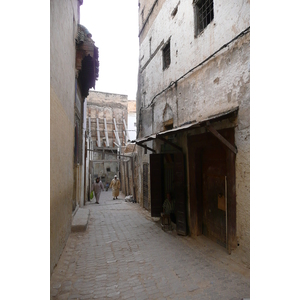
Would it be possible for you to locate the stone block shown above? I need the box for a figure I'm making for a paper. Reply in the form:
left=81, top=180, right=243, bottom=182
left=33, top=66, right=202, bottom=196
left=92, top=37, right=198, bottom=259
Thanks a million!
left=71, top=208, right=90, bottom=232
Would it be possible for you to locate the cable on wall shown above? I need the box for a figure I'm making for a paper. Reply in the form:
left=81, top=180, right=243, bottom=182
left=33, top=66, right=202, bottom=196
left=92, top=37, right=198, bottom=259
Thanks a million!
left=136, top=26, right=250, bottom=138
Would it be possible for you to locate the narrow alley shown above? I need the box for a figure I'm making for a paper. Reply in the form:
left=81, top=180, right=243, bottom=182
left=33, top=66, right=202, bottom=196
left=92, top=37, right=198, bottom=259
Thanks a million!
left=50, top=190, right=250, bottom=300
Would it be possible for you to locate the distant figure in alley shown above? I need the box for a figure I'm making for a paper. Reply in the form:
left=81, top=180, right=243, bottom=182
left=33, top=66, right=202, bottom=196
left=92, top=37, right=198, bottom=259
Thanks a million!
left=92, top=177, right=104, bottom=204
left=110, top=175, right=120, bottom=200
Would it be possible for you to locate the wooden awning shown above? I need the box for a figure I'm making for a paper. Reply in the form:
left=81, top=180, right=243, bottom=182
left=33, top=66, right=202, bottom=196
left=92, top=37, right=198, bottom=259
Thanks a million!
left=134, top=106, right=239, bottom=153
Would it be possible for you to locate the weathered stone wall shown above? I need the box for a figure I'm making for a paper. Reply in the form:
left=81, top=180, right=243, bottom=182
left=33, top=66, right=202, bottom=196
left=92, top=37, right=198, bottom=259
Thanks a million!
left=138, top=0, right=167, bottom=43
left=86, top=91, right=128, bottom=147
left=50, top=0, right=79, bottom=275
left=86, top=91, right=129, bottom=191
left=138, top=0, right=250, bottom=113
left=136, top=0, right=250, bottom=267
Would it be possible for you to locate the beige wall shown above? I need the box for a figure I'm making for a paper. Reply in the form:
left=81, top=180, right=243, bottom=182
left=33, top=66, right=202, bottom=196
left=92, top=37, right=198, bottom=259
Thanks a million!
left=86, top=91, right=129, bottom=187
left=86, top=91, right=128, bottom=148
left=50, top=0, right=79, bottom=274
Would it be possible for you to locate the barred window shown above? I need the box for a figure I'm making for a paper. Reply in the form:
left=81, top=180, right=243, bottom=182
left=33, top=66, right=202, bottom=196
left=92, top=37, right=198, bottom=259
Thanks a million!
left=194, top=0, right=214, bottom=36
left=162, top=41, right=171, bottom=70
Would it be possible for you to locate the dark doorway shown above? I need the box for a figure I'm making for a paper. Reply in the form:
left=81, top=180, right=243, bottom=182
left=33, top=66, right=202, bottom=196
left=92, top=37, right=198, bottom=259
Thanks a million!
left=150, top=152, right=187, bottom=235
left=143, top=164, right=149, bottom=209
left=200, top=140, right=226, bottom=246
left=188, top=128, right=236, bottom=249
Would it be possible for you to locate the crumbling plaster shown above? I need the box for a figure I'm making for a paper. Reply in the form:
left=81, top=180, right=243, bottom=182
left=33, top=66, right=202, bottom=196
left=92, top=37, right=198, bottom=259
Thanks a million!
left=139, top=0, right=250, bottom=111
left=136, top=0, right=250, bottom=267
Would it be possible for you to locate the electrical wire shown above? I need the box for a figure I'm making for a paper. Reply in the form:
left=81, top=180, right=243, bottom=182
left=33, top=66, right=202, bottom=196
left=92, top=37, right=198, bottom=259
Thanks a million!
left=136, top=26, right=250, bottom=137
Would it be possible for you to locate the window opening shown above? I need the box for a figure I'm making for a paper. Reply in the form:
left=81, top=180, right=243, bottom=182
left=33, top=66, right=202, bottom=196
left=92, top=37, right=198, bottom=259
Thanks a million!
left=163, top=41, right=171, bottom=70
left=164, top=119, right=173, bottom=131
left=194, top=0, right=214, bottom=36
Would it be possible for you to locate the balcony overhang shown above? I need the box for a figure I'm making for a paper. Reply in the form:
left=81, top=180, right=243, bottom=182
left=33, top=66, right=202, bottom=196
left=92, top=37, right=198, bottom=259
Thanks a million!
left=76, top=24, right=99, bottom=98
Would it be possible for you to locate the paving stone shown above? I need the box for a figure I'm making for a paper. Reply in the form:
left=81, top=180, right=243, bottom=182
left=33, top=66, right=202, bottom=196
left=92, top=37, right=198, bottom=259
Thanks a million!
left=51, top=192, right=250, bottom=300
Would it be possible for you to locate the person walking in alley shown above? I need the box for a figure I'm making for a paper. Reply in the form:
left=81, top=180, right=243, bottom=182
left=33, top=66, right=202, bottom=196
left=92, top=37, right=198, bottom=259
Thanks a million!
left=92, top=177, right=104, bottom=204
left=109, top=175, right=120, bottom=200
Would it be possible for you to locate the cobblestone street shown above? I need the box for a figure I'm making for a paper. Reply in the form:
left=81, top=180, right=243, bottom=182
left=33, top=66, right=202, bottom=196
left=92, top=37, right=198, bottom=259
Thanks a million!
left=50, top=190, right=250, bottom=300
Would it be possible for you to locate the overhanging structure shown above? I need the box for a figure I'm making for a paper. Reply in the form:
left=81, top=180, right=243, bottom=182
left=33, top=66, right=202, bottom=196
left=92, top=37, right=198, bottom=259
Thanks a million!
left=133, top=106, right=239, bottom=154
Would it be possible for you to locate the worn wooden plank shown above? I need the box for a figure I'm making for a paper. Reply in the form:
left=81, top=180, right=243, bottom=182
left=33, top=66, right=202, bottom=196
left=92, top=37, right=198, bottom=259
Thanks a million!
left=136, top=142, right=156, bottom=153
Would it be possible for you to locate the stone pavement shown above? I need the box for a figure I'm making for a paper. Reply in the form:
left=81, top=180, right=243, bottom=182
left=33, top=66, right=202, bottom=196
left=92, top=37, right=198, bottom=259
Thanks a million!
left=50, top=190, right=250, bottom=300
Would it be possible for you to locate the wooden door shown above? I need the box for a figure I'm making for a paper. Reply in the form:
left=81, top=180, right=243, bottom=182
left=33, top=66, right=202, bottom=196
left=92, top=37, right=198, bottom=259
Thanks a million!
left=188, top=128, right=236, bottom=248
left=174, top=153, right=187, bottom=235
left=202, top=139, right=227, bottom=246
left=143, top=163, right=149, bottom=209
left=150, top=154, right=164, bottom=217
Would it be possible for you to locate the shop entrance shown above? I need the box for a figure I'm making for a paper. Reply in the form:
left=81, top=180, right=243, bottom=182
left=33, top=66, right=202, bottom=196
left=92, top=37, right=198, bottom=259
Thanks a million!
left=188, top=128, right=236, bottom=250
left=150, top=152, right=187, bottom=235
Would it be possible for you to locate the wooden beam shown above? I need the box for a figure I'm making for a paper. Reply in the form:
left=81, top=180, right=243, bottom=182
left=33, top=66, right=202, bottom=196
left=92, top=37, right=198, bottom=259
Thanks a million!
left=206, top=122, right=237, bottom=154
left=104, top=118, right=109, bottom=147
left=136, top=142, right=156, bottom=153
left=96, top=118, right=101, bottom=147
left=113, top=118, right=121, bottom=145
left=157, top=136, right=182, bottom=152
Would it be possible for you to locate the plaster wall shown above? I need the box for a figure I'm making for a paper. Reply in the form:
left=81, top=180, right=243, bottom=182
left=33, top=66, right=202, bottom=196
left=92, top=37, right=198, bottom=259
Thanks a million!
left=50, top=0, right=78, bottom=121
left=139, top=0, right=249, bottom=109
left=50, top=0, right=79, bottom=274
left=138, top=0, right=167, bottom=43
left=86, top=91, right=129, bottom=189
left=87, top=91, right=128, bottom=147
left=136, top=0, right=250, bottom=267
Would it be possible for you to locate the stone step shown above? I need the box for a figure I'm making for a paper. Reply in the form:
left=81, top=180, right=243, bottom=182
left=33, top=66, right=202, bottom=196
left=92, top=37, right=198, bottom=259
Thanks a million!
left=71, top=208, right=90, bottom=232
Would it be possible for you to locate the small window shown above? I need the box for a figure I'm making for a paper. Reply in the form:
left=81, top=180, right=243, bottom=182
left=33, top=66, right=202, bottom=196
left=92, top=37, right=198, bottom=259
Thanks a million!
left=164, top=119, right=173, bottom=131
left=162, top=41, right=171, bottom=70
left=194, top=0, right=214, bottom=36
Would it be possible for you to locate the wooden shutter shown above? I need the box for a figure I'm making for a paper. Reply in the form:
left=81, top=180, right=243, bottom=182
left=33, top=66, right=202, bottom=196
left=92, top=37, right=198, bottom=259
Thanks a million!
left=143, top=163, right=149, bottom=209
left=174, top=153, right=187, bottom=235
left=150, top=154, right=163, bottom=217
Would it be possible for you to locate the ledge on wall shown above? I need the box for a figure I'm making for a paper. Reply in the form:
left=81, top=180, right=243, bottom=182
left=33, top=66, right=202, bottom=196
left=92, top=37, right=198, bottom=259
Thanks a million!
left=71, top=208, right=90, bottom=232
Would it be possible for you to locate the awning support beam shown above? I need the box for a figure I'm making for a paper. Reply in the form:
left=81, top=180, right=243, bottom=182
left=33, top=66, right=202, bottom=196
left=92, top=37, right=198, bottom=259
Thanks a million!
left=136, top=142, right=156, bottom=153
left=206, top=121, right=237, bottom=154
left=157, top=136, right=182, bottom=152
